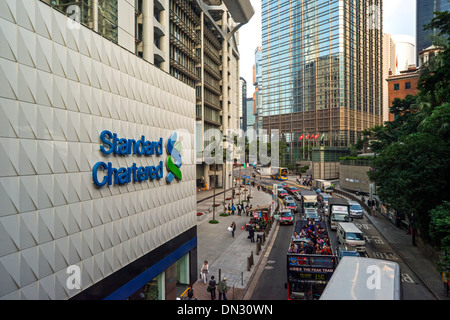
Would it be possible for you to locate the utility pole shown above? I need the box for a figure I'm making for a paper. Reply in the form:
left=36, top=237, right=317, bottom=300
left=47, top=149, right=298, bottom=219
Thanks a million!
left=213, top=161, right=217, bottom=221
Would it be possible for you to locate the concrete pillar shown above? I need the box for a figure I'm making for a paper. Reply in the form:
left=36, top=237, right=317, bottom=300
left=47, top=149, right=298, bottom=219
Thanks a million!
left=221, top=12, right=229, bottom=190
left=92, top=0, right=98, bottom=32
left=142, top=0, right=154, bottom=64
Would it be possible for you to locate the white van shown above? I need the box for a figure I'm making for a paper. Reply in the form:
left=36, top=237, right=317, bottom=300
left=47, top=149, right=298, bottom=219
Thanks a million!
left=330, top=205, right=350, bottom=230
left=337, top=223, right=366, bottom=253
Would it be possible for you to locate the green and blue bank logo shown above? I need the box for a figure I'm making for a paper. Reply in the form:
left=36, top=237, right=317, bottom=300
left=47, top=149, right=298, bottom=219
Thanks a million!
left=92, top=130, right=181, bottom=187
left=166, top=132, right=182, bottom=183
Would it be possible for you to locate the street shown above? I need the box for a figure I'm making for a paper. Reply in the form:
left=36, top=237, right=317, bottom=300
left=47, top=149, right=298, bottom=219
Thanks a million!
left=234, top=169, right=438, bottom=300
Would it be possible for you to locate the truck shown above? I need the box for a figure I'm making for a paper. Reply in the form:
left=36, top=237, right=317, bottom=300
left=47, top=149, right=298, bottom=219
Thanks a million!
left=285, top=219, right=337, bottom=300
left=314, top=179, right=337, bottom=195
left=300, top=190, right=318, bottom=214
left=328, top=198, right=351, bottom=230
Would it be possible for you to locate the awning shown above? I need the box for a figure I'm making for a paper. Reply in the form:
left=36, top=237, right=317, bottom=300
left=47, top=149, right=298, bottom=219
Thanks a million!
left=248, top=203, right=271, bottom=212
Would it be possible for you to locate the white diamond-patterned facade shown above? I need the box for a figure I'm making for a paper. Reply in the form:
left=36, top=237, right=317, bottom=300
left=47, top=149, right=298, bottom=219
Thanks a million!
left=0, top=0, right=197, bottom=299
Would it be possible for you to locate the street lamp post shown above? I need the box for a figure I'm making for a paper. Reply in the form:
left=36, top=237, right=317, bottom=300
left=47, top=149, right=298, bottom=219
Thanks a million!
left=213, top=162, right=217, bottom=221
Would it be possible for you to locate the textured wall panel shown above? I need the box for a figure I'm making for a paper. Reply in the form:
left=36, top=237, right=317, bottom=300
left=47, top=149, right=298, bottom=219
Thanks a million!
left=0, top=0, right=197, bottom=300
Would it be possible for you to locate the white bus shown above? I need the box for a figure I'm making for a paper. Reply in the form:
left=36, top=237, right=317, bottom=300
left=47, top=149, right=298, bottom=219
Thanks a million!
left=320, top=257, right=402, bottom=300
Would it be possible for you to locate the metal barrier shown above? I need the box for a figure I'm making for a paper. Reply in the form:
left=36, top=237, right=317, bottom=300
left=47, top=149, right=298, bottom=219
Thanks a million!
left=332, top=188, right=371, bottom=215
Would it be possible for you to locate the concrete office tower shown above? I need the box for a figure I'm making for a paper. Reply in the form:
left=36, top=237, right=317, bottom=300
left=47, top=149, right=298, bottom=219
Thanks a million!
left=162, top=0, right=253, bottom=191
left=392, top=35, right=416, bottom=72
left=383, top=34, right=397, bottom=123
left=261, top=0, right=383, bottom=168
left=253, top=46, right=263, bottom=139
left=240, top=77, right=247, bottom=130
left=0, top=0, right=252, bottom=300
left=416, top=0, right=450, bottom=64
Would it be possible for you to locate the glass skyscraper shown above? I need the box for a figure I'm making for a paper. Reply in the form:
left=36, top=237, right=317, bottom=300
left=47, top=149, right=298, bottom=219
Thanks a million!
left=261, top=0, right=383, bottom=166
left=416, top=0, right=450, bottom=63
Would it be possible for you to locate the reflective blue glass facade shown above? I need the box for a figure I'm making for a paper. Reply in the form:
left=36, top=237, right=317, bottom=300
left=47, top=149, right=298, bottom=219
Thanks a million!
left=416, top=0, right=450, bottom=63
left=261, top=0, right=383, bottom=165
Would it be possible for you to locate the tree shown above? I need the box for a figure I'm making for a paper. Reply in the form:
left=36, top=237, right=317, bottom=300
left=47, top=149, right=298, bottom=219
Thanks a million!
left=429, top=201, right=450, bottom=272
left=367, top=9, right=450, bottom=274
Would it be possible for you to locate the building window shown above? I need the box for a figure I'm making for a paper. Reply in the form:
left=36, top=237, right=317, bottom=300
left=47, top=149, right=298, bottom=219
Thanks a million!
left=394, top=83, right=400, bottom=91
left=98, top=0, right=118, bottom=43
left=405, top=82, right=411, bottom=89
left=128, top=272, right=165, bottom=300
left=43, top=0, right=93, bottom=28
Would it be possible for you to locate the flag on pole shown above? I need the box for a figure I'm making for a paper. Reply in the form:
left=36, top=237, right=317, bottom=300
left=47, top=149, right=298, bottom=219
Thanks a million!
left=299, top=134, right=304, bottom=140
left=314, top=133, right=319, bottom=139
left=306, top=134, right=309, bottom=139
left=310, top=134, right=314, bottom=139
left=321, top=133, right=325, bottom=140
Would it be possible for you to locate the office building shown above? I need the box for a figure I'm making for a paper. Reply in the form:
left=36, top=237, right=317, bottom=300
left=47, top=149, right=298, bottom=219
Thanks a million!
left=253, top=46, right=263, bottom=138
left=386, top=66, right=419, bottom=122
left=383, top=34, right=397, bottom=123
left=416, top=0, right=450, bottom=64
left=0, top=0, right=252, bottom=300
left=261, top=0, right=383, bottom=168
left=240, top=77, right=247, bottom=131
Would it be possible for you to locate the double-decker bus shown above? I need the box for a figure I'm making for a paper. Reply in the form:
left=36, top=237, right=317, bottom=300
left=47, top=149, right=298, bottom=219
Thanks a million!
left=270, top=167, right=288, bottom=181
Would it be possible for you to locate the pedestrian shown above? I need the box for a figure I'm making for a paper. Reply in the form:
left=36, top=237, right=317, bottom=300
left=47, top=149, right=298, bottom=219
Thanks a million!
left=227, top=204, right=231, bottom=215
left=230, top=221, right=236, bottom=238
left=249, top=225, right=255, bottom=243
left=208, top=276, right=217, bottom=300
left=186, top=284, right=196, bottom=300
left=237, top=204, right=241, bottom=215
left=218, top=277, right=228, bottom=300
left=200, top=261, right=209, bottom=285
left=232, top=204, right=235, bottom=215
left=245, top=204, right=250, bottom=216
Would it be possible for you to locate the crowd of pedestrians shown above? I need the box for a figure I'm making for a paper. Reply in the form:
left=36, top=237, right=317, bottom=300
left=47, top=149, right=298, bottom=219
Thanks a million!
left=289, top=218, right=332, bottom=255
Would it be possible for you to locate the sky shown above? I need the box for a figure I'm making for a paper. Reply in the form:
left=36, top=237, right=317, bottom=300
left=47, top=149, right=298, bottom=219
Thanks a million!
left=238, top=0, right=416, bottom=97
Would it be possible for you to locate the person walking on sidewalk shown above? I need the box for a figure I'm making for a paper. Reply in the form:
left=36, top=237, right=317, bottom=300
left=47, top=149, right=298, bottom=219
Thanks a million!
left=208, top=276, right=217, bottom=300
left=218, top=277, right=228, bottom=300
left=230, top=221, right=236, bottom=238
left=201, top=261, right=209, bottom=285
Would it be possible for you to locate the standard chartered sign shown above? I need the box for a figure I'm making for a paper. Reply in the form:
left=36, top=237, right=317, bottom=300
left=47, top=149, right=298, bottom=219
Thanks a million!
left=92, top=130, right=182, bottom=187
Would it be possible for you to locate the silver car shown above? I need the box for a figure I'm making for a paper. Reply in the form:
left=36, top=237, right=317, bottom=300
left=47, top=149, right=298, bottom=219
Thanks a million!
left=304, top=208, right=320, bottom=221
left=349, top=201, right=364, bottom=218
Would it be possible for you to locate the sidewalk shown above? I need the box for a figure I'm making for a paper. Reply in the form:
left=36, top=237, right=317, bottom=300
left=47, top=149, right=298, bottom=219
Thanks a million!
left=336, top=186, right=449, bottom=300
left=193, top=185, right=277, bottom=300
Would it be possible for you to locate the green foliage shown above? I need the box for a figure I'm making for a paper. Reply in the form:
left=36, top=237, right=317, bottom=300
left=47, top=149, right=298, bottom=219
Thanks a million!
left=429, top=202, right=450, bottom=272
left=366, top=9, right=450, bottom=264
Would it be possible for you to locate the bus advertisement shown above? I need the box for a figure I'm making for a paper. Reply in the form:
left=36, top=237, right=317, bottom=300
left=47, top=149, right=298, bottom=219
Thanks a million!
left=271, top=167, right=288, bottom=181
